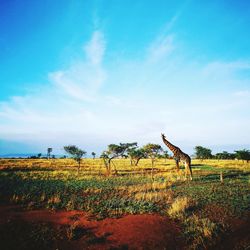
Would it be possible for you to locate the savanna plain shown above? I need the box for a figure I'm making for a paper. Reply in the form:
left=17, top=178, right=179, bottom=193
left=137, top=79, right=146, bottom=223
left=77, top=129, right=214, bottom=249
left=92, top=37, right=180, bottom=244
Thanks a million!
left=0, top=158, right=249, bottom=250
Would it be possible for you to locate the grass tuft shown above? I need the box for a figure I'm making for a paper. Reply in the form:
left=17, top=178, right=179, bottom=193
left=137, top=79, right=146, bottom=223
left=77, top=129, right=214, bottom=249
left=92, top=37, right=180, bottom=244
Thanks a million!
left=167, top=196, right=196, bottom=218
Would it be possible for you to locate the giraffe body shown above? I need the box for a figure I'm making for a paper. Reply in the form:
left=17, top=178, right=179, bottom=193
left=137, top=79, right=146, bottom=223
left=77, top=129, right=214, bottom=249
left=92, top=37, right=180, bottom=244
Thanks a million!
left=161, top=133, right=192, bottom=180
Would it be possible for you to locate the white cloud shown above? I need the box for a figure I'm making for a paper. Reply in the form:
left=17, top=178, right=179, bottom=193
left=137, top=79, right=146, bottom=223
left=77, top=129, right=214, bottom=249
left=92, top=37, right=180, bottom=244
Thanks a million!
left=160, top=1, right=188, bottom=34
left=164, top=13, right=180, bottom=31
left=201, top=61, right=250, bottom=80
left=48, top=30, right=106, bottom=102
left=0, top=30, right=108, bottom=151
left=234, top=90, right=250, bottom=97
left=147, top=34, right=174, bottom=63
left=49, top=62, right=106, bottom=102
left=1, top=28, right=250, bottom=154
left=84, top=31, right=105, bottom=65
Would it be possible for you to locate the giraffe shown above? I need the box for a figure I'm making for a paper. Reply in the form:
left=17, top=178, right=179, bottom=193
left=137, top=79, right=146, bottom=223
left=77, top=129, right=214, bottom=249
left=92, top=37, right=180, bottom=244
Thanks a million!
left=161, top=133, right=193, bottom=180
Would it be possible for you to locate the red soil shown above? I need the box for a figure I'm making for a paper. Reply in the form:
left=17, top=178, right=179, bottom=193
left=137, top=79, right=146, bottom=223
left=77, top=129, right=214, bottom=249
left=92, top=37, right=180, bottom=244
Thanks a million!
left=0, top=205, right=185, bottom=250
left=201, top=204, right=250, bottom=250
left=213, top=214, right=250, bottom=250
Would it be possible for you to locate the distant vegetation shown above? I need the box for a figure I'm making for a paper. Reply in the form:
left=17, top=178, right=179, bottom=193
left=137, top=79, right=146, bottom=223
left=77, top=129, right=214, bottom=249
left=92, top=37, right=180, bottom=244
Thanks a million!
left=194, top=146, right=250, bottom=162
left=7, top=143, right=250, bottom=169
left=64, top=145, right=86, bottom=175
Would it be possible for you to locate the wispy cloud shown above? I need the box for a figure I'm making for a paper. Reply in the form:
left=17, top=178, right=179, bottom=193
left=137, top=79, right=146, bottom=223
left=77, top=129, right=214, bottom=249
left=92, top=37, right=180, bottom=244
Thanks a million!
left=164, top=13, right=180, bottom=31
left=162, top=0, right=190, bottom=32
left=49, top=30, right=106, bottom=102
left=0, top=30, right=108, bottom=150
left=84, top=31, right=105, bottom=65
left=49, top=62, right=106, bottom=102
left=1, top=27, right=250, bottom=154
left=234, top=90, right=250, bottom=97
left=147, top=34, right=175, bottom=63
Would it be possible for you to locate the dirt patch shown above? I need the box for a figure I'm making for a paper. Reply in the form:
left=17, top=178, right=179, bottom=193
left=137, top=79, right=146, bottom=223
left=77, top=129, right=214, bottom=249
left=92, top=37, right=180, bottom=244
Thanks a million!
left=0, top=205, right=185, bottom=250
left=212, top=214, right=250, bottom=250
left=201, top=204, right=232, bottom=225
left=200, top=204, right=250, bottom=250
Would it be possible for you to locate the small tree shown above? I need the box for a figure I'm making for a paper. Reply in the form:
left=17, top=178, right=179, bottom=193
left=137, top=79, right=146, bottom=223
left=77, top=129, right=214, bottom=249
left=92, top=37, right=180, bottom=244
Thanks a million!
left=37, top=153, right=42, bottom=158
left=127, top=148, right=146, bottom=166
left=91, top=152, right=96, bottom=159
left=103, top=144, right=122, bottom=174
left=194, top=146, right=213, bottom=160
left=100, top=145, right=121, bottom=175
left=119, top=143, right=138, bottom=157
left=234, top=149, right=250, bottom=163
left=215, top=151, right=235, bottom=160
left=143, top=143, right=163, bottom=167
left=47, top=147, right=53, bottom=159
left=64, top=145, right=86, bottom=174
left=101, top=142, right=137, bottom=175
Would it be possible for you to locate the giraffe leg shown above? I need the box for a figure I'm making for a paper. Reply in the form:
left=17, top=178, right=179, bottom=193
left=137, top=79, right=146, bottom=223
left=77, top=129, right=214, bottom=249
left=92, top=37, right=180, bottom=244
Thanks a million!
left=184, top=162, right=187, bottom=180
left=184, top=162, right=192, bottom=181
left=187, top=162, right=193, bottom=181
left=175, top=159, right=180, bottom=171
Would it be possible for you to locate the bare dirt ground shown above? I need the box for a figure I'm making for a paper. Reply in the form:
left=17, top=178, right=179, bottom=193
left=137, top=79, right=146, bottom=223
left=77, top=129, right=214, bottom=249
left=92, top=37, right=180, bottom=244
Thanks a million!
left=213, top=215, right=250, bottom=250
left=1, top=204, right=249, bottom=250
left=0, top=205, right=185, bottom=250
left=201, top=204, right=250, bottom=250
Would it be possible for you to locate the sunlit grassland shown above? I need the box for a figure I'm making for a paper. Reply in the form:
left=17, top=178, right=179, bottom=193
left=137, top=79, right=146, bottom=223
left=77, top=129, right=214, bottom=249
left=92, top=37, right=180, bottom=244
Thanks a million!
left=0, top=158, right=249, bottom=249
left=0, top=158, right=249, bottom=213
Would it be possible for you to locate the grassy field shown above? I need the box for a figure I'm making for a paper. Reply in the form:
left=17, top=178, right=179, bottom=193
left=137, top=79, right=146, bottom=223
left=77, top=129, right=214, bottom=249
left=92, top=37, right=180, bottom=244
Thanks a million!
left=0, top=158, right=249, bottom=249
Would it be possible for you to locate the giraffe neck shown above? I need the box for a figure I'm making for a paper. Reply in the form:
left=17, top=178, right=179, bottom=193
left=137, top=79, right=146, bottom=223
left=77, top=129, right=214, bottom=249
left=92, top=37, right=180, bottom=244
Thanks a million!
left=162, top=137, right=179, bottom=154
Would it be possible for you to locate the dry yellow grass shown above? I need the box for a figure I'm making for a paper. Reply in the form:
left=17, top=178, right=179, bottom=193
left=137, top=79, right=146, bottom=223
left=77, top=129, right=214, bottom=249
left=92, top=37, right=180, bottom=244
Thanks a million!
left=1, top=158, right=249, bottom=173
left=167, top=196, right=195, bottom=218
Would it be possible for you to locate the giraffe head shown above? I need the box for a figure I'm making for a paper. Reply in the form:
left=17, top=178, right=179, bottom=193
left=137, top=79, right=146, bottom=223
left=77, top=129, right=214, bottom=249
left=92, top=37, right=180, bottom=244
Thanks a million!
left=161, top=133, right=166, bottom=139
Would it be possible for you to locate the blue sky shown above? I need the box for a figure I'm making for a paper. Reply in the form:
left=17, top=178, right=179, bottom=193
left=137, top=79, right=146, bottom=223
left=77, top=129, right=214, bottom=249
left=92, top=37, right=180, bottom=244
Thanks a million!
left=0, top=0, right=250, bottom=155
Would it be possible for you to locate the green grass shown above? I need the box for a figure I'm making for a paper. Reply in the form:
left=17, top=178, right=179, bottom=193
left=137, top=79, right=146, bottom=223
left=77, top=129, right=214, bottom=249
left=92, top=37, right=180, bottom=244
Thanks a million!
left=172, top=179, right=249, bottom=215
left=0, top=159, right=249, bottom=217
left=0, top=171, right=160, bottom=217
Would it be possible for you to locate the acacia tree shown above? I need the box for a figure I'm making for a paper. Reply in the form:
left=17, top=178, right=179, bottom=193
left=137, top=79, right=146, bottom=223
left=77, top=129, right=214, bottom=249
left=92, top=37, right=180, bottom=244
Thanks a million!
left=101, top=142, right=137, bottom=175
left=194, top=146, right=213, bottom=160
left=143, top=143, right=163, bottom=167
left=235, top=149, right=250, bottom=163
left=119, top=143, right=138, bottom=158
left=91, top=152, right=96, bottom=159
left=101, top=144, right=122, bottom=175
left=127, top=147, right=146, bottom=166
left=64, top=145, right=86, bottom=174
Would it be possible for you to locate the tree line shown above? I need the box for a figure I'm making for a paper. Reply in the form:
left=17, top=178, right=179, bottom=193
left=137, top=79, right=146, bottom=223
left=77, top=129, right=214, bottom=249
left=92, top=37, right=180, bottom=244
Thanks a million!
left=29, top=144, right=250, bottom=175
left=194, top=146, right=250, bottom=162
left=64, top=143, right=167, bottom=175
left=63, top=144, right=250, bottom=175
